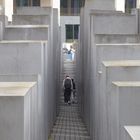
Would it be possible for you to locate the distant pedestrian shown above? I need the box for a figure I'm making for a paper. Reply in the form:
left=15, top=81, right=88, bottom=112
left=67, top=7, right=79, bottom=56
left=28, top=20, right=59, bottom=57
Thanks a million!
left=63, top=75, right=73, bottom=105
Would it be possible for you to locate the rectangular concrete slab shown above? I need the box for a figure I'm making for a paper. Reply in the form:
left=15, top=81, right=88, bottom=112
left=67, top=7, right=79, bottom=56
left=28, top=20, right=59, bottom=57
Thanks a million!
left=99, top=60, right=140, bottom=140
left=0, top=82, right=37, bottom=140
left=15, top=7, right=52, bottom=15
left=124, top=126, right=140, bottom=140
left=79, top=10, right=138, bottom=139
left=0, top=41, right=47, bottom=74
left=0, top=74, right=38, bottom=82
left=78, top=6, right=140, bottom=140
left=4, top=25, right=49, bottom=40
left=90, top=12, right=137, bottom=34
left=110, top=82, right=140, bottom=140
left=0, top=41, right=48, bottom=140
left=95, top=34, right=140, bottom=44
left=91, top=44, right=140, bottom=140
left=96, top=44, right=140, bottom=73
left=12, top=15, right=50, bottom=25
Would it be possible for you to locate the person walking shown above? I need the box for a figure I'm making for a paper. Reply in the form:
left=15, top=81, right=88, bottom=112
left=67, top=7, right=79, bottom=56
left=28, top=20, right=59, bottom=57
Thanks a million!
left=63, top=75, right=73, bottom=105
left=71, top=78, right=76, bottom=103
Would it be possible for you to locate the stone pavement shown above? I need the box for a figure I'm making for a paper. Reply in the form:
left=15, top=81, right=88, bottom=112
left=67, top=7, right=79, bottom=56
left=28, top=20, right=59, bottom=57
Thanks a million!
left=50, top=60, right=90, bottom=140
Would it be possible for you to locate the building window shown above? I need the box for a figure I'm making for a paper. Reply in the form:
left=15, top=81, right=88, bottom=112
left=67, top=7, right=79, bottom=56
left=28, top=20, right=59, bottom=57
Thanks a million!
left=71, top=0, right=80, bottom=14
left=61, top=0, right=68, bottom=8
left=16, top=0, right=40, bottom=6
left=66, top=24, right=79, bottom=42
left=125, top=0, right=136, bottom=13
left=32, top=0, right=40, bottom=6
left=60, top=0, right=80, bottom=16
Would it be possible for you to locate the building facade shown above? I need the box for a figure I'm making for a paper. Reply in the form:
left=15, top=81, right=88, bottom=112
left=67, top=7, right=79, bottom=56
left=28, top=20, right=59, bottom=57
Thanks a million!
left=60, top=0, right=81, bottom=45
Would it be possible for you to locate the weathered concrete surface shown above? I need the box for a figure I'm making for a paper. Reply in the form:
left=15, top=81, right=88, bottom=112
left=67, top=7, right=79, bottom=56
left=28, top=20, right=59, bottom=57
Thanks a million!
left=96, top=44, right=140, bottom=71
left=78, top=7, right=139, bottom=139
left=0, top=41, right=45, bottom=74
left=0, top=15, right=8, bottom=40
left=0, top=74, right=38, bottom=82
left=0, top=6, right=60, bottom=140
left=4, top=25, right=49, bottom=40
left=12, top=15, right=50, bottom=25
left=93, top=44, right=140, bottom=140
left=124, top=126, right=140, bottom=140
left=0, top=41, right=47, bottom=140
left=99, top=60, right=140, bottom=140
left=95, top=34, right=140, bottom=44
left=0, top=82, right=37, bottom=140
left=78, top=1, right=140, bottom=140
left=111, top=82, right=140, bottom=140
left=90, top=12, right=137, bottom=35
left=84, top=0, right=115, bottom=11
left=0, top=41, right=54, bottom=140
left=15, top=7, right=52, bottom=15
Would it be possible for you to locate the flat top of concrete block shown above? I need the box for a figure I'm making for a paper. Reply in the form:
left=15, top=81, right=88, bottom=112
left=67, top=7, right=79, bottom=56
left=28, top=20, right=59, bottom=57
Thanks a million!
left=6, top=25, right=49, bottom=28
left=90, top=10, right=123, bottom=14
left=90, top=11, right=132, bottom=16
left=0, top=40, right=48, bottom=44
left=96, top=43, right=140, bottom=46
left=112, top=81, right=140, bottom=87
left=95, top=34, right=139, bottom=37
left=102, top=60, right=140, bottom=67
left=0, top=82, right=36, bottom=96
left=96, top=34, right=138, bottom=36
left=125, top=126, right=140, bottom=140
left=15, top=7, right=52, bottom=15
left=13, top=14, right=50, bottom=16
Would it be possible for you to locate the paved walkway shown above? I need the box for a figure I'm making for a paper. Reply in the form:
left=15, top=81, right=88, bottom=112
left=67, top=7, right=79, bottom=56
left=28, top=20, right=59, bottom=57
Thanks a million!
left=50, top=60, right=90, bottom=140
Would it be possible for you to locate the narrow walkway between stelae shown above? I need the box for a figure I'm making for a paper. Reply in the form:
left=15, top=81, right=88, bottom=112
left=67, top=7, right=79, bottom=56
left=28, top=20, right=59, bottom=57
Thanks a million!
left=50, top=60, right=90, bottom=139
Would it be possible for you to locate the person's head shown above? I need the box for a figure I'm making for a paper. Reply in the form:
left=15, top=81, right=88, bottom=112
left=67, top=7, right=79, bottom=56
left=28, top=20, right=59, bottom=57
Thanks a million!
left=66, top=75, right=69, bottom=78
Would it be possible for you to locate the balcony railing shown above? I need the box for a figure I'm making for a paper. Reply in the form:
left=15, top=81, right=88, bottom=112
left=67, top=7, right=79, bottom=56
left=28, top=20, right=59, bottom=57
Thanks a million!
left=60, top=8, right=80, bottom=16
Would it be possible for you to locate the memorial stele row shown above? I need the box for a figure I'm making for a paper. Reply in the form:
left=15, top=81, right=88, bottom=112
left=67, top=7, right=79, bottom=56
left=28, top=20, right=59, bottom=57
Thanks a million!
left=76, top=0, right=140, bottom=140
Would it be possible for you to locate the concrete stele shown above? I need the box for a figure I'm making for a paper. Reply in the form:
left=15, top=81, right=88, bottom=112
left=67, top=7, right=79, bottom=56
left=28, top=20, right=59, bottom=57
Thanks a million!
left=93, top=44, right=140, bottom=140
left=4, top=25, right=49, bottom=40
left=0, top=82, right=36, bottom=96
left=111, top=81, right=140, bottom=140
left=102, top=60, right=140, bottom=67
left=125, top=126, right=140, bottom=140
left=0, top=82, right=36, bottom=140
left=99, top=60, right=140, bottom=140
left=0, top=82, right=35, bottom=96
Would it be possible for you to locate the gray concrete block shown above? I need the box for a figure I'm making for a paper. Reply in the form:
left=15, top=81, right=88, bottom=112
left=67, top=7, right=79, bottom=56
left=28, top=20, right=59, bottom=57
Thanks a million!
left=15, top=7, right=52, bottom=15
left=0, top=15, right=8, bottom=40
left=84, top=0, right=115, bottom=10
left=0, top=74, right=38, bottom=82
left=12, top=15, right=50, bottom=25
left=95, top=34, right=140, bottom=44
left=0, top=82, right=37, bottom=140
left=110, top=82, right=140, bottom=140
left=0, top=41, right=49, bottom=140
left=91, top=14, right=137, bottom=34
left=4, top=25, right=49, bottom=40
left=78, top=3, right=140, bottom=140
left=96, top=44, right=140, bottom=71
left=0, top=6, right=59, bottom=140
left=79, top=9, right=138, bottom=139
left=91, top=44, right=140, bottom=140
left=0, top=15, right=8, bottom=26
left=0, top=41, right=46, bottom=74
left=99, top=60, right=140, bottom=140
left=124, top=126, right=140, bottom=140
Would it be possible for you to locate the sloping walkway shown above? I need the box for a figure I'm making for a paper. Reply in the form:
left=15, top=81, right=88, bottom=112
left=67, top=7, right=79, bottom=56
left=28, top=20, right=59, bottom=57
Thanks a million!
left=50, top=60, right=90, bottom=140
